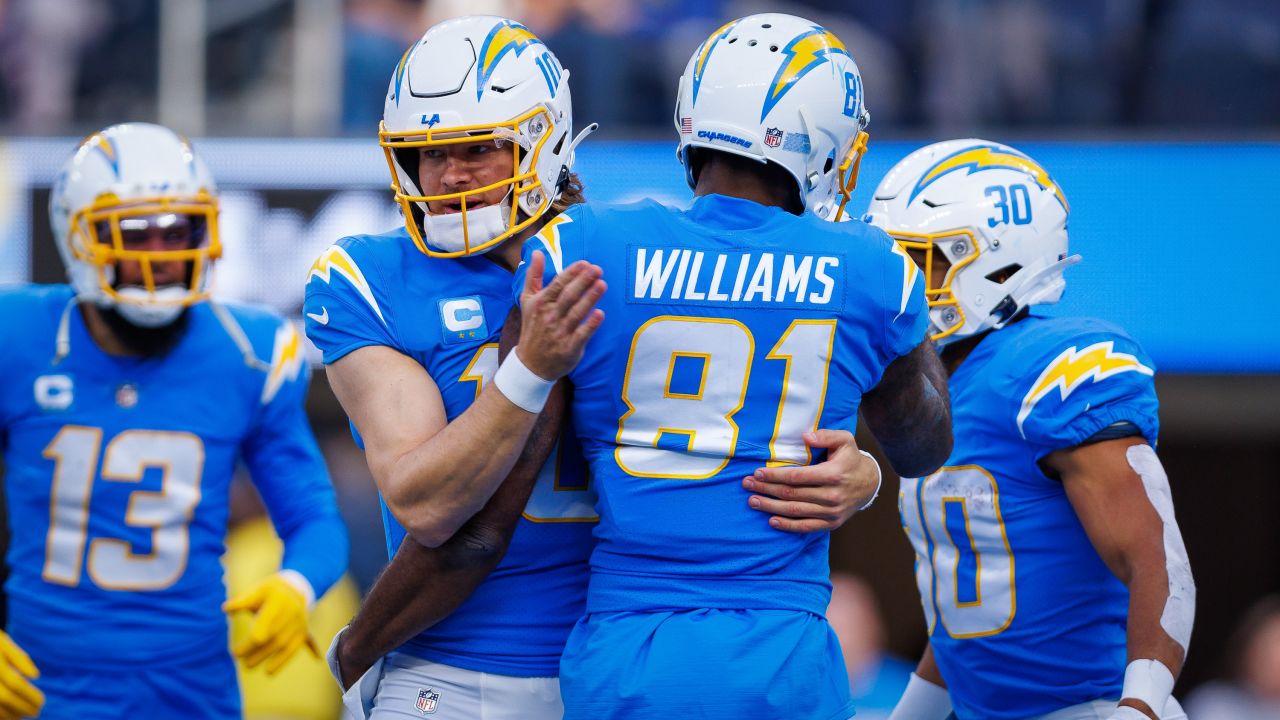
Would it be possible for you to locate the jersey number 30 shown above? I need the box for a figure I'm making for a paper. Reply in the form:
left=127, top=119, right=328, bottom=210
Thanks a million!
left=43, top=426, right=202, bottom=591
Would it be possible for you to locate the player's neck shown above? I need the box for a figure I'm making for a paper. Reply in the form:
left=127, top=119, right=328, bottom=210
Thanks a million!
left=941, top=334, right=984, bottom=376
left=79, top=303, right=188, bottom=358
left=694, top=161, right=797, bottom=213
left=941, top=312, right=1031, bottom=375
left=486, top=214, right=550, bottom=273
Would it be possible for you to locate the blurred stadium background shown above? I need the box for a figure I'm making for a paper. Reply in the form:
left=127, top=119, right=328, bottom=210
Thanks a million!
left=1, top=0, right=1278, bottom=717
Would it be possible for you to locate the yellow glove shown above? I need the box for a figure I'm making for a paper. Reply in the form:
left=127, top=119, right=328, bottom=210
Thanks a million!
left=223, top=571, right=319, bottom=675
left=0, top=630, right=43, bottom=720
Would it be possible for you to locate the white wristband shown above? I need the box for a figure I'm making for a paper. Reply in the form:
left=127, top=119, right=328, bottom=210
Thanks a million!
left=856, top=450, right=882, bottom=512
left=277, top=568, right=316, bottom=610
left=493, top=347, right=554, bottom=413
left=1120, top=659, right=1175, bottom=718
left=888, top=673, right=952, bottom=720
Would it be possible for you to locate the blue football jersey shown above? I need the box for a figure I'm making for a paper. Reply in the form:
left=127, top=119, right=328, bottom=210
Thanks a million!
left=303, top=228, right=596, bottom=677
left=516, top=194, right=927, bottom=616
left=899, top=314, right=1160, bottom=720
left=0, top=285, right=345, bottom=669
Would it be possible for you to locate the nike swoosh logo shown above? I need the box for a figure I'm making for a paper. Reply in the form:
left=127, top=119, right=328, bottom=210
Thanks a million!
left=306, top=307, right=329, bottom=325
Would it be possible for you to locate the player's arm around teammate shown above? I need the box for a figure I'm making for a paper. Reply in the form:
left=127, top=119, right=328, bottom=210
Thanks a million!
left=516, top=246, right=892, bottom=534
left=1046, top=436, right=1194, bottom=720
left=331, top=299, right=570, bottom=688
left=859, top=339, right=953, bottom=479
left=742, top=428, right=887, bottom=533
left=324, top=256, right=604, bottom=548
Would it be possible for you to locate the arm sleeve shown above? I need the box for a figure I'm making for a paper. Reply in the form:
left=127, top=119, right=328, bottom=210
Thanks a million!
left=303, top=240, right=399, bottom=364
left=1017, top=330, right=1160, bottom=456
left=242, top=320, right=349, bottom=598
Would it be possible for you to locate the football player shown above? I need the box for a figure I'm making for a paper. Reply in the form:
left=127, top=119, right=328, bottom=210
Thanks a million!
left=308, top=16, right=886, bottom=720
left=869, top=140, right=1195, bottom=720
left=511, top=14, right=953, bottom=719
left=0, top=122, right=348, bottom=720
left=304, top=15, right=605, bottom=720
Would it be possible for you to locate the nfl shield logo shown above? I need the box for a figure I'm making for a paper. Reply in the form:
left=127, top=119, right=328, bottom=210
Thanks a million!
left=764, top=127, right=783, bottom=147
left=415, top=688, right=440, bottom=714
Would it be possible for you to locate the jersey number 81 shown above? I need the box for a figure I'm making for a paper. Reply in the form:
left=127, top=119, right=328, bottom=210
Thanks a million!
left=615, top=316, right=836, bottom=478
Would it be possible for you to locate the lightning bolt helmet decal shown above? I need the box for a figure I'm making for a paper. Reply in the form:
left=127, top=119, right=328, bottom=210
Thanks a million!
left=909, top=143, right=1070, bottom=212
left=761, top=27, right=850, bottom=122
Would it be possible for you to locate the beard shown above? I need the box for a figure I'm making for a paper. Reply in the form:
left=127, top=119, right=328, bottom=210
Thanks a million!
left=99, top=305, right=191, bottom=357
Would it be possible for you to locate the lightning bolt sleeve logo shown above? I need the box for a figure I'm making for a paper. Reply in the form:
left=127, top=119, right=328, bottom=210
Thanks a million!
left=1017, top=340, right=1154, bottom=437
left=261, top=321, right=304, bottom=404
left=889, top=241, right=920, bottom=321
left=534, top=214, right=572, bottom=274
left=307, top=246, right=385, bottom=324
left=761, top=28, right=850, bottom=122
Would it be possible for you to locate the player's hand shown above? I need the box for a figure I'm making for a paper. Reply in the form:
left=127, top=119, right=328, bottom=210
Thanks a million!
left=223, top=572, right=319, bottom=675
left=743, top=429, right=880, bottom=533
left=0, top=630, right=43, bottom=720
left=517, top=251, right=606, bottom=380
left=333, top=628, right=372, bottom=691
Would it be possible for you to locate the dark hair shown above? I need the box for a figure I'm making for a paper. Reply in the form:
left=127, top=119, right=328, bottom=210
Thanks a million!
left=552, top=171, right=585, bottom=213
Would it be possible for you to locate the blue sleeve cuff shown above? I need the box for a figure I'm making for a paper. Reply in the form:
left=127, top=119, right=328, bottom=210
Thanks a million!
left=279, top=510, right=350, bottom=600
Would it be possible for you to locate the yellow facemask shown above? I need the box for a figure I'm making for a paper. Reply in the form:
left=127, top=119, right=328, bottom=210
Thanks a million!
left=379, top=106, right=557, bottom=258
left=891, top=229, right=982, bottom=342
left=68, top=192, right=221, bottom=306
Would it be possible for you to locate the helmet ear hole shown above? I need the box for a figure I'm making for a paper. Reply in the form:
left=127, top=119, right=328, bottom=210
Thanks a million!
left=985, top=263, right=1022, bottom=284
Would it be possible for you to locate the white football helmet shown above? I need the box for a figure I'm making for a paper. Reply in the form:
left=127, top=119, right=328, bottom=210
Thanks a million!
left=864, top=139, right=1079, bottom=345
left=381, top=16, right=582, bottom=257
left=674, top=13, right=870, bottom=220
left=49, top=122, right=221, bottom=327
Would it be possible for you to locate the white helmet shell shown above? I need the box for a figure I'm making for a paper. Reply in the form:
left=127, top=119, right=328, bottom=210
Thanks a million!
left=49, top=122, right=220, bottom=327
left=381, top=15, right=578, bottom=257
left=674, top=13, right=870, bottom=219
left=864, top=139, right=1078, bottom=345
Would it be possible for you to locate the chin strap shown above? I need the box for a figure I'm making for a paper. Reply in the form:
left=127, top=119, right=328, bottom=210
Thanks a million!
left=53, top=295, right=82, bottom=365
